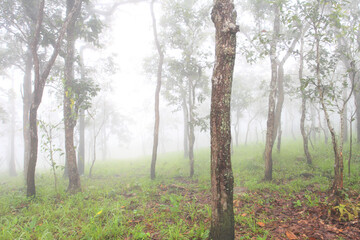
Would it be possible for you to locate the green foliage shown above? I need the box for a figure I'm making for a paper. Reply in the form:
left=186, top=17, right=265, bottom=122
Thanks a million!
left=333, top=201, right=360, bottom=221
left=1, top=140, right=360, bottom=238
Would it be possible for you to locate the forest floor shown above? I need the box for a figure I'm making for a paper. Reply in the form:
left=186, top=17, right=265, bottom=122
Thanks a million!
left=0, top=141, right=360, bottom=239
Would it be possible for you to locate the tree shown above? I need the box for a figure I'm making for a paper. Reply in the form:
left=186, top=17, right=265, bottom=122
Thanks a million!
left=301, top=0, right=351, bottom=195
left=241, top=0, right=303, bottom=180
left=150, top=0, right=164, bottom=180
left=27, top=0, right=82, bottom=197
left=210, top=0, right=238, bottom=238
left=299, top=28, right=312, bottom=165
left=160, top=0, right=211, bottom=177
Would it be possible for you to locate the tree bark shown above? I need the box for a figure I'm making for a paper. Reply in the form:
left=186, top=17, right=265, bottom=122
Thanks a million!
left=78, top=109, right=85, bottom=175
left=27, top=0, right=83, bottom=197
left=182, top=96, right=189, bottom=158
left=314, top=25, right=343, bottom=194
left=23, top=50, right=32, bottom=180
left=188, top=77, right=195, bottom=178
left=343, top=89, right=348, bottom=143
left=299, top=34, right=312, bottom=164
left=150, top=0, right=164, bottom=180
left=234, top=110, right=240, bottom=146
left=9, top=85, right=16, bottom=176
left=264, top=4, right=280, bottom=181
left=210, top=1, right=238, bottom=239
left=64, top=0, right=82, bottom=193
left=273, top=63, right=284, bottom=152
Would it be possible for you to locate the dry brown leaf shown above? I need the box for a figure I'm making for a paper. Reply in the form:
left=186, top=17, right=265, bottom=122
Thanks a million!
left=257, top=222, right=265, bottom=227
left=286, top=231, right=298, bottom=240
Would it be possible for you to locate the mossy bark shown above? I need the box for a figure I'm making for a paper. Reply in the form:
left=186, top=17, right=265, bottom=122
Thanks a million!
left=210, top=1, right=238, bottom=239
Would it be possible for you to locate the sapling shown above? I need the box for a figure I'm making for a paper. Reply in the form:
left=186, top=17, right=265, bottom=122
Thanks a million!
left=39, top=119, right=64, bottom=194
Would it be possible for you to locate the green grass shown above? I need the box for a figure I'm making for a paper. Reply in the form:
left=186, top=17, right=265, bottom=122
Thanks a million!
left=0, top=140, right=359, bottom=239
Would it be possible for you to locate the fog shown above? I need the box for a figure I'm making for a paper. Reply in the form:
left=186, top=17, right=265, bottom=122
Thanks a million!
left=0, top=0, right=356, bottom=175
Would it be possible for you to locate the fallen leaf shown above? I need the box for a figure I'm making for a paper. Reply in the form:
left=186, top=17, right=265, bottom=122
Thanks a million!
left=286, top=231, right=298, bottom=240
left=257, top=222, right=265, bottom=227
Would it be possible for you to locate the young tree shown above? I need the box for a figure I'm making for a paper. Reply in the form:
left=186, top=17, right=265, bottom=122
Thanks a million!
left=210, top=0, right=238, bottom=238
left=150, top=0, right=164, bottom=180
left=301, top=0, right=351, bottom=195
left=299, top=30, right=312, bottom=164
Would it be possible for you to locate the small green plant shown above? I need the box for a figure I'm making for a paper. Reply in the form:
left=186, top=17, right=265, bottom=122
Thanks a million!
left=293, top=199, right=302, bottom=208
left=333, top=202, right=360, bottom=221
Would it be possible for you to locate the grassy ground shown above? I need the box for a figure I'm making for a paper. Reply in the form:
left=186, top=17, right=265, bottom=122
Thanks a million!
left=0, top=140, right=359, bottom=239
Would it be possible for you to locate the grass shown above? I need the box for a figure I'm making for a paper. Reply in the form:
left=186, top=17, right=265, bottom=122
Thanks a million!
left=0, top=139, right=359, bottom=239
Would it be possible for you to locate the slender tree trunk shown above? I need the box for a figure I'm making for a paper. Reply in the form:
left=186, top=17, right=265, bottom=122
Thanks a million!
left=245, top=113, right=257, bottom=145
left=348, top=114, right=353, bottom=178
left=188, top=77, right=195, bottom=177
left=314, top=25, right=343, bottom=194
left=343, top=89, right=348, bottom=143
left=234, top=110, right=240, bottom=146
left=317, top=109, right=329, bottom=144
left=310, top=105, right=317, bottom=142
left=210, top=1, right=238, bottom=238
left=150, top=0, right=164, bottom=180
left=23, top=50, right=32, bottom=180
left=273, top=64, right=285, bottom=152
left=27, top=105, right=39, bottom=197
left=64, top=0, right=81, bottom=193
left=89, top=121, right=96, bottom=178
left=299, top=35, right=312, bottom=164
left=264, top=4, right=280, bottom=181
left=188, top=118, right=195, bottom=178
left=9, top=86, right=16, bottom=176
left=182, top=97, right=189, bottom=158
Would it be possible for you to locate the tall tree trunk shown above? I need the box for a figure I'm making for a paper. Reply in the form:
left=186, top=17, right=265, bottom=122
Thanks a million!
left=210, top=1, right=238, bottom=238
left=348, top=113, right=354, bottom=178
left=310, top=105, right=317, bottom=142
left=64, top=0, right=81, bottom=193
left=264, top=4, right=280, bottom=181
left=23, top=50, right=32, bottom=180
left=150, top=0, right=164, bottom=180
left=343, top=88, right=348, bottom=143
left=9, top=86, right=16, bottom=176
left=188, top=76, right=195, bottom=177
left=273, top=63, right=285, bottom=152
left=314, top=25, right=343, bottom=194
left=299, top=34, right=312, bottom=164
left=182, top=97, right=189, bottom=158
